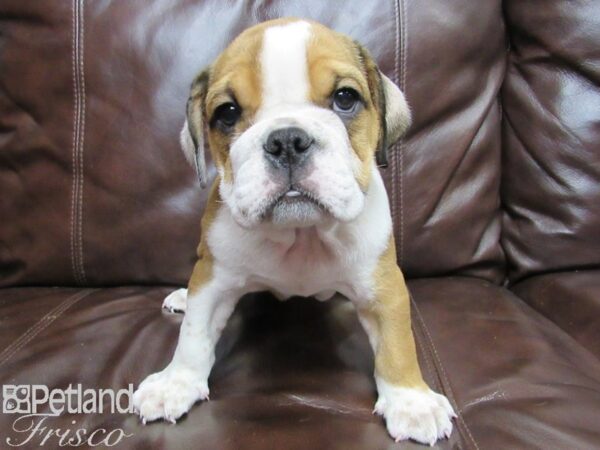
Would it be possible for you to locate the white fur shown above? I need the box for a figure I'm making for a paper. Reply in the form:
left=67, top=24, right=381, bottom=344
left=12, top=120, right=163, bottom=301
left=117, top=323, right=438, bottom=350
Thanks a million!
left=219, top=21, right=365, bottom=228
left=134, top=166, right=390, bottom=424
left=132, top=365, right=208, bottom=424
left=381, top=73, right=411, bottom=145
left=212, top=165, right=390, bottom=301
left=374, top=376, right=456, bottom=446
left=135, top=21, right=453, bottom=445
left=134, top=270, right=246, bottom=422
left=180, top=119, right=208, bottom=188
left=358, top=308, right=457, bottom=445
left=357, top=309, right=380, bottom=351
left=220, top=104, right=365, bottom=228
left=162, top=287, right=187, bottom=313
left=260, top=21, right=311, bottom=109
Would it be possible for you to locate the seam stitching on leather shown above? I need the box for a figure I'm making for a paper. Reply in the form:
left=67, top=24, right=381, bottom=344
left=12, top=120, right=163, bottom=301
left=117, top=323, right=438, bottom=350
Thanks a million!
left=70, top=0, right=80, bottom=285
left=70, top=0, right=87, bottom=285
left=75, top=0, right=84, bottom=283
left=391, top=0, right=400, bottom=253
left=77, top=0, right=87, bottom=284
left=413, top=314, right=461, bottom=445
left=0, top=290, right=95, bottom=368
left=411, top=296, right=480, bottom=450
left=414, top=323, right=439, bottom=390
left=398, top=0, right=407, bottom=266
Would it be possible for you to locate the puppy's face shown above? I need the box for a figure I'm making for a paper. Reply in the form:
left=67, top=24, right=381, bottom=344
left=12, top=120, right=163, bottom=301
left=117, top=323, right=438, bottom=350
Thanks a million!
left=182, top=19, right=410, bottom=228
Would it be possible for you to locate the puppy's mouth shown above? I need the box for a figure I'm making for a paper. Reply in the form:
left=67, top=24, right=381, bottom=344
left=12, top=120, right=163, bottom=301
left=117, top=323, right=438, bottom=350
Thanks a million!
left=277, top=188, right=319, bottom=204
left=262, top=186, right=327, bottom=226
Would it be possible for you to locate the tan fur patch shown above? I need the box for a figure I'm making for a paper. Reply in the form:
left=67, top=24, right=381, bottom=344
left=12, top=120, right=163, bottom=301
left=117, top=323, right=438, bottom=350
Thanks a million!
left=190, top=19, right=386, bottom=191
left=187, top=180, right=221, bottom=296
left=187, top=20, right=305, bottom=292
left=187, top=19, right=393, bottom=297
left=361, top=235, right=428, bottom=390
left=306, top=22, right=384, bottom=190
left=201, top=18, right=306, bottom=183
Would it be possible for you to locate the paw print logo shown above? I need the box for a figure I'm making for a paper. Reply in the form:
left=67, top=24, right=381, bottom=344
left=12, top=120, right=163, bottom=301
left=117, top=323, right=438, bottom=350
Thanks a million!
left=3, top=385, right=31, bottom=414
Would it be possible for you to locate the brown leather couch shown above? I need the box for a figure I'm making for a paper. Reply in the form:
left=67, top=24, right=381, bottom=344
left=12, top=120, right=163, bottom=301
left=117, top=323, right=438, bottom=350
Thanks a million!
left=1, top=1, right=599, bottom=449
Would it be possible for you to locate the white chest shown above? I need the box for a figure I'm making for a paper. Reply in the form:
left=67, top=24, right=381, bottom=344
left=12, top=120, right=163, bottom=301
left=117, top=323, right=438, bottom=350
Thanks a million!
left=249, top=227, right=362, bottom=299
left=207, top=168, right=393, bottom=305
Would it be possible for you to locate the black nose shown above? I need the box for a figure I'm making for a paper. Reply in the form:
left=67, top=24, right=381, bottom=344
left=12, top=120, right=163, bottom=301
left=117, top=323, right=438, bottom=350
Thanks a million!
left=264, top=127, right=313, bottom=168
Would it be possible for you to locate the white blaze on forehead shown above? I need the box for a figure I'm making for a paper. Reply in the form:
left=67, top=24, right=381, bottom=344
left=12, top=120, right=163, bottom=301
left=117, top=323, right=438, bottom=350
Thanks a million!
left=260, top=21, right=312, bottom=110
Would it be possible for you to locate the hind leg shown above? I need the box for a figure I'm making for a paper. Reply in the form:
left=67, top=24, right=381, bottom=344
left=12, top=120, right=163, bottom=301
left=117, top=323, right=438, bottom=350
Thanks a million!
left=162, top=288, right=187, bottom=313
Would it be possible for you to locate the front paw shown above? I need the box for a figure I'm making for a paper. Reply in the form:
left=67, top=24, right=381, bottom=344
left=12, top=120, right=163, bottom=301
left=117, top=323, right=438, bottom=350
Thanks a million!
left=374, top=379, right=456, bottom=446
left=133, top=366, right=208, bottom=424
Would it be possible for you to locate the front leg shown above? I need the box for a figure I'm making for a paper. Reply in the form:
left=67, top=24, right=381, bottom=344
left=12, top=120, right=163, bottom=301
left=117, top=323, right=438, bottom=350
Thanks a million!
left=133, top=258, right=244, bottom=424
left=354, top=243, right=456, bottom=445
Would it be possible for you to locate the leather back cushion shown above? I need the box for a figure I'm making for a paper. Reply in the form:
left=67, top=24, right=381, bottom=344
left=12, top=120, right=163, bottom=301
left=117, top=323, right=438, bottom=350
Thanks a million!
left=0, top=0, right=505, bottom=287
left=502, top=0, right=600, bottom=282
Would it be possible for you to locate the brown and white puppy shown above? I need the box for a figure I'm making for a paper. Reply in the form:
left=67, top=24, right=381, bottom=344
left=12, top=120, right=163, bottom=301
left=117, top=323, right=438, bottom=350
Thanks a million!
left=133, top=19, right=456, bottom=445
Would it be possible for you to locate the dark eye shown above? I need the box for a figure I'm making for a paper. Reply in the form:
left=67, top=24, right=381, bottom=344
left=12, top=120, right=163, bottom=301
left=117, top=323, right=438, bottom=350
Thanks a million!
left=212, top=102, right=241, bottom=128
left=332, top=88, right=360, bottom=112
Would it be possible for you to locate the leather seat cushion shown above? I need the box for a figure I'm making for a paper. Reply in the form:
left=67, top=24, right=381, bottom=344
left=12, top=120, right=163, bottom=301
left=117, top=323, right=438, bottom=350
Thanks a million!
left=1, top=278, right=599, bottom=449
left=512, top=270, right=600, bottom=360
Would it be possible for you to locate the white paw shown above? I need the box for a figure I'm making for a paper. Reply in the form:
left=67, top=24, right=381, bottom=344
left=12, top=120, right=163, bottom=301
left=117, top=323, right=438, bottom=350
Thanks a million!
left=374, top=378, right=456, bottom=446
left=162, top=288, right=187, bottom=313
left=133, top=366, right=208, bottom=424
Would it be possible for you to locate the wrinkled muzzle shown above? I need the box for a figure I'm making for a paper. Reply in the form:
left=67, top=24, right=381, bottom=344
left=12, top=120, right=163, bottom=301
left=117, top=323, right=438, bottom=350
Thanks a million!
left=218, top=105, right=367, bottom=228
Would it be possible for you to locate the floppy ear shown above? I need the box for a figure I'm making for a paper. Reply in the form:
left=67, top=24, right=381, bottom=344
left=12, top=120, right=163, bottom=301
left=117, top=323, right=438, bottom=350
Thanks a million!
left=355, top=43, right=411, bottom=167
left=379, top=72, right=411, bottom=152
left=180, top=69, right=210, bottom=188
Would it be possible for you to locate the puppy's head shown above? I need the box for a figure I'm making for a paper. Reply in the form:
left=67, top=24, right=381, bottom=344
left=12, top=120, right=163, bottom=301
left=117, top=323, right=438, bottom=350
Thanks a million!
left=182, top=19, right=410, bottom=228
